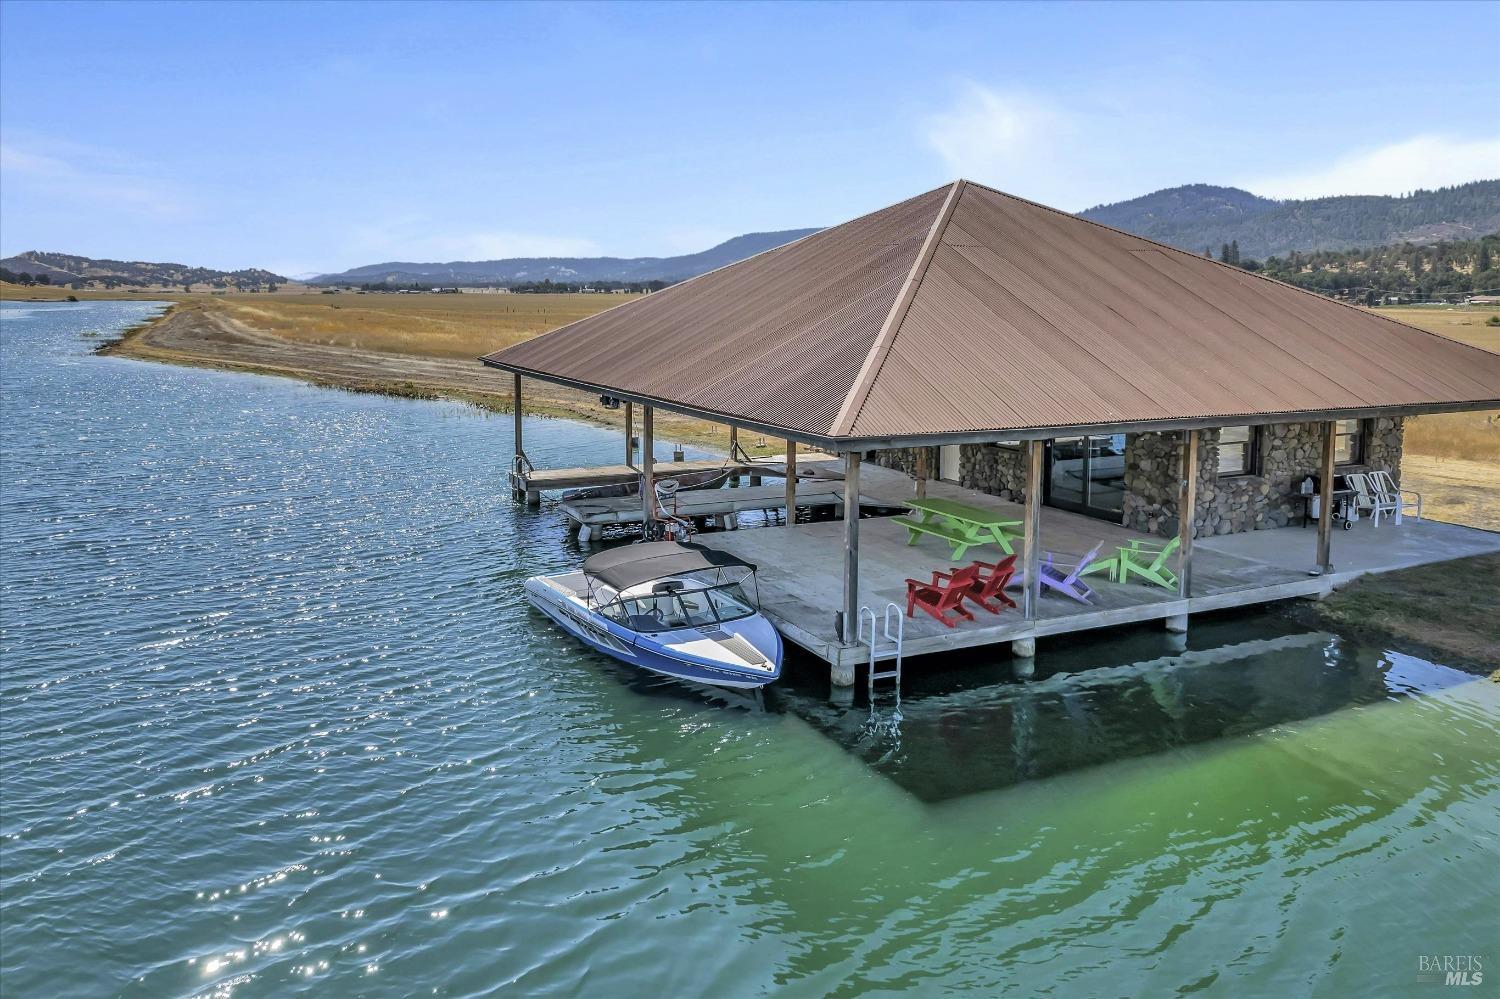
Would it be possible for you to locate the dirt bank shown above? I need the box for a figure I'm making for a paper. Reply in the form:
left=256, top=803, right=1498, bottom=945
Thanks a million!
left=98, top=302, right=744, bottom=451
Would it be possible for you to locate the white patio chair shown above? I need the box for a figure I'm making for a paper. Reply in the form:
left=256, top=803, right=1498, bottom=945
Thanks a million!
left=1370, top=469, right=1421, bottom=523
left=1345, top=472, right=1399, bottom=526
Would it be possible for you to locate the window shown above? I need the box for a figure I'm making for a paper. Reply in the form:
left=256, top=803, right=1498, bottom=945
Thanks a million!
left=616, top=582, right=757, bottom=633
left=1218, top=426, right=1259, bottom=476
left=1334, top=419, right=1363, bottom=465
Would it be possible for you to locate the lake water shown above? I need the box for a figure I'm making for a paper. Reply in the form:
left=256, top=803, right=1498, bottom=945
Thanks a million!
left=2, top=300, right=1496, bottom=996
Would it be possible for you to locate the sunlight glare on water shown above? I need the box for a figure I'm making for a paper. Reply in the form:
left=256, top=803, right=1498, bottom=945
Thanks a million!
left=1, top=301, right=1496, bottom=996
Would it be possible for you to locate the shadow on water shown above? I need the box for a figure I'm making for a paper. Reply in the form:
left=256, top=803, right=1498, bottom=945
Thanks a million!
left=525, top=490, right=1485, bottom=804
left=769, top=608, right=1480, bottom=802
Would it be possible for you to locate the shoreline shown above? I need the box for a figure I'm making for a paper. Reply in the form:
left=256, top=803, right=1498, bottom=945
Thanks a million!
left=1286, top=553, right=1500, bottom=668
left=17, top=293, right=1500, bottom=667
left=91, top=299, right=750, bottom=454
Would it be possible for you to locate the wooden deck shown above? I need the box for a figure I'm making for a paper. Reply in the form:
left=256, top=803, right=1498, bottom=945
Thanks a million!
left=696, top=466, right=1500, bottom=668
left=514, top=451, right=841, bottom=497
left=560, top=480, right=885, bottom=542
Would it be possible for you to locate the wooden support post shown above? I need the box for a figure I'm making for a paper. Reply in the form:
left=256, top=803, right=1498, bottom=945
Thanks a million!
left=729, top=425, right=738, bottom=457
left=1021, top=441, right=1043, bottom=621
left=1177, top=430, right=1198, bottom=598
left=1317, top=419, right=1336, bottom=574
left=513, top=372, right=537, bottom=504
left=641, top=406, right=655, bottom=530
left=841, top=452, right=861, bottom=644
left=784, top=441, right=797, bottom=526
left=831, top=450, right=860, bottom=688
left=512, top=372, right=523, bottom=463
left=623, top=401, right=633, bottom=464
left=914, top=446, right=928, bottom=499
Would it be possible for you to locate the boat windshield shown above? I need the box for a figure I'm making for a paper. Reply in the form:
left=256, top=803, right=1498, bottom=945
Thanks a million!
left=607, top=581, right=757, bottom=633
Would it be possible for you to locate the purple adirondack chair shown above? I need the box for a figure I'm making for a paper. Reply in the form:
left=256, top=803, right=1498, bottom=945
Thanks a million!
left=1038, top=542, right=1105, bottom=604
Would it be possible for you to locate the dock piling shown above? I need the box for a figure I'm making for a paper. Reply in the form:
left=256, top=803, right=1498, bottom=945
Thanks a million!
left=834, top=451, right=861, bottom=688
left=1316, top=421, right=1336, bottom=574
left=641, top=406, right=655, bottom=529
left=1021, top=441, right=1043, bottom=621
left=784, top=441, right=797, bottom=526
left=1177, top=430, right=1197, bottom=598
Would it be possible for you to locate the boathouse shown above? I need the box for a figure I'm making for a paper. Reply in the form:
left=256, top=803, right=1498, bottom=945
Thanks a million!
left=482, top=180, right=1500, bottom=684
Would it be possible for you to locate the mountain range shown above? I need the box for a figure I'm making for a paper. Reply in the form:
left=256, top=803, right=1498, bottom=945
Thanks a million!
left=1078, top=180, right=1500, bottom=260
left=9, top=180, right=1497, bottom=291
left=309, top=229, right=822, bottom=286
left=314, top=180, right=1498, bottom=285
left=0, top=251, right=286, bottom=289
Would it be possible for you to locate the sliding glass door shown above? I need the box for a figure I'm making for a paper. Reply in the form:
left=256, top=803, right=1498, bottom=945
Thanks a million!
left=1046, top=435, right=1126, bottom=522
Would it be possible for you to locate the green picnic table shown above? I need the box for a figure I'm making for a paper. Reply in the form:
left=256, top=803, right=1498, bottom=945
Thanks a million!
left=892, top=498, right=1023, bottom=559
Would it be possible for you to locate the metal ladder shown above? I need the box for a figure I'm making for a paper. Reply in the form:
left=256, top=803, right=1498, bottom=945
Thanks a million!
left=857, top=602, right=904, bottom=687
left=508, top=451, right=535, bottom=499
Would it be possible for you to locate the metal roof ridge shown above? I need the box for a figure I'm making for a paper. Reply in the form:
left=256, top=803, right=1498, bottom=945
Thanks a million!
left=480, top=181, right=960, bottom=367
left=957, top=178, right=1500, bottom=361
left=829, top=179, right=967, bottom=437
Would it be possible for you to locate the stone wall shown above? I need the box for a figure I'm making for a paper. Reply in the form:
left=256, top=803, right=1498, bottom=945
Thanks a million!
left=875, top=419, right=1403, bottom=539
left=958, top=444, right=1027, bottom=499
left=871, top=444, right=1027, bottom=498
left=1363, top=417, right=1404, bottom=480
left=870, top=446, right=936, bottom=479
left=1123, top=418, right=1406, bottom=538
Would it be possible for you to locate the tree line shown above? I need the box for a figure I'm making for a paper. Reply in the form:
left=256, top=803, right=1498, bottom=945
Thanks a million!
left=1205, top=233, right=1500, bottom=303
left=1, top=268, right=54, bottom=286
left=349, top=278, right=672, bottom=294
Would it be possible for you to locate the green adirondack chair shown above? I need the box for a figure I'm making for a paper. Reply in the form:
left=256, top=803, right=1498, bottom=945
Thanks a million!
left=1115, top=535, right=1181, bottom=591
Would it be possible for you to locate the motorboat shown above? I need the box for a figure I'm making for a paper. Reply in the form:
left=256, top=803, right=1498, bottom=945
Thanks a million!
left=525, top=541, right=783, bottom=688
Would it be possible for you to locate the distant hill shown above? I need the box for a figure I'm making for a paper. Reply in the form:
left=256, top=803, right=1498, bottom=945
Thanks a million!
left=0, top=251, right=286, bottom=290
left=1080, top=181, right=1500, bottom=259
left=310, top=228, right=821, bottom=287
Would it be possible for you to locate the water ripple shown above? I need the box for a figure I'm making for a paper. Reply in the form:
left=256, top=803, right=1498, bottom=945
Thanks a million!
left=3, top=303, right=1497, bottom=997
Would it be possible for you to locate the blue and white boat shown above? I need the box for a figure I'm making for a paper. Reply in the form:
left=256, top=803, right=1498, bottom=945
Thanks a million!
left=525, top=541, right=783, bottom=689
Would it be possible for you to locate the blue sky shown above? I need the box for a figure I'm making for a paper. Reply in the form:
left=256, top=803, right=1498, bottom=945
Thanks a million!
left=2, top=0, right=1497, bottom=276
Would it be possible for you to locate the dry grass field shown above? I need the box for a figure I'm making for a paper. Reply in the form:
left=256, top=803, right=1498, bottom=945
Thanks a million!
left=0, top=283, right=637, bottom=358
left=217, top=292, right=640, bottom=360
left=1374, top=305, right=1500, bottom=529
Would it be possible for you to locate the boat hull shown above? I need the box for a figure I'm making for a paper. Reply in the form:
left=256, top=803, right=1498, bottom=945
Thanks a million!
left=525, top=575, right=782, bottom=689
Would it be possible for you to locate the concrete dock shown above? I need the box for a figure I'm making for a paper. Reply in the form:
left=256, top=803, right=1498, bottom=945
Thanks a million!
left=697, top=465, right=1500, bottom=668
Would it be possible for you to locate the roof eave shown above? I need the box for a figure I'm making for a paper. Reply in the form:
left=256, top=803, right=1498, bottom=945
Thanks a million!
left=484, top=356, right=1498, bottom=452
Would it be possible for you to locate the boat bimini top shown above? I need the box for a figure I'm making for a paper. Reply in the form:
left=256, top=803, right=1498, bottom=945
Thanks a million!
left=581, top=541, right=763, bottom=635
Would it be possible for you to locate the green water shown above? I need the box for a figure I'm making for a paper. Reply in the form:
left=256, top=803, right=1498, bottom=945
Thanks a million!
left=2, top=302, right=1496, bottom=996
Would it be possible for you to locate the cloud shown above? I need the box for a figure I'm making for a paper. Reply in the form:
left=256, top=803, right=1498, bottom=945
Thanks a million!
left=923, top=84, right=1078, bottom=203
left=1238, top=135, right=1500, bottom=200
left=0, top=140, right=190, bottom=216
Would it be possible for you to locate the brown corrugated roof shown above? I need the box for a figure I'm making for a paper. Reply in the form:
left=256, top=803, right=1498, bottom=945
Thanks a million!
left=483, top=180, right=1500, bottom=445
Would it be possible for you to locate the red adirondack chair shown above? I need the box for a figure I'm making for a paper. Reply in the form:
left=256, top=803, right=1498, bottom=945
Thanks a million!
left=905, top=564, right=980, bottom=628
left=965, top=555, right=1018, bottom=614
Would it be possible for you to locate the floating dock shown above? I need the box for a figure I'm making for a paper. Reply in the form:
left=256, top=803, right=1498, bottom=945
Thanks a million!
left=512, top=451, right=841, bottom=504
left=560, top=480, right=884, bottom=542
